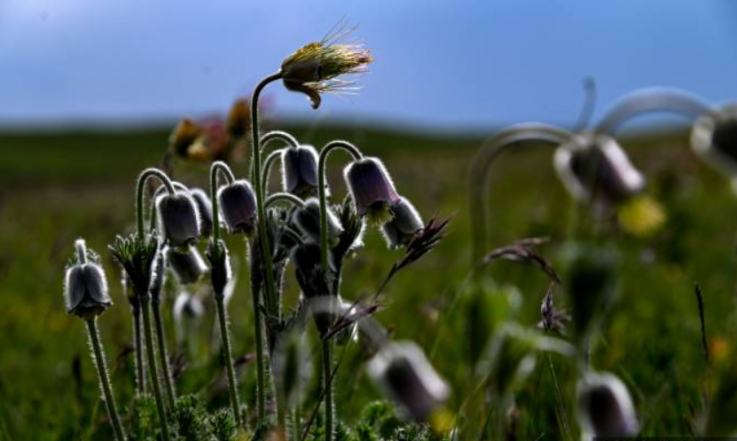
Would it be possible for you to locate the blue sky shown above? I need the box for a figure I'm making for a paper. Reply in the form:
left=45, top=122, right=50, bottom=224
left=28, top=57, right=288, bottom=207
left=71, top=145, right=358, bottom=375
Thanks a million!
left=1, top=0, right=736, bottom=130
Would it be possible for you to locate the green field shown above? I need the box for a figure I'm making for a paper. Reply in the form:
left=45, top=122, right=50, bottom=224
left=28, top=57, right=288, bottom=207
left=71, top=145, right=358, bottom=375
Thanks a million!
left=0, top=123, right=735, bottom=440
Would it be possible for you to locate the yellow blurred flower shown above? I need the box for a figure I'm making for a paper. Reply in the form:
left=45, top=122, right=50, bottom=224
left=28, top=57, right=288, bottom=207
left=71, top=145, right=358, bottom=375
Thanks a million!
left=617, top=195, right=666, bottom=237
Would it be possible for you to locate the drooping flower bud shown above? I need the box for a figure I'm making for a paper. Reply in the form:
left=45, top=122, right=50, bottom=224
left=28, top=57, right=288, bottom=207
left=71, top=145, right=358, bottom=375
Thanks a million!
left=554, top=133, right=645, bottom=204
left=166, top=246, right=208, bottom=285
left=577, top=371, right=639, bottom=440
left=64, top=239, right=112, bottom=319
left=173, top=290, right=205, bottom=347
left=282, top=145, right=321, bottom=198
left=292, top=198, right=343, bottom=246
left=368, top=341, right=449, bottom=421
left=292, top=242, right=333, bottom=336
left=217, top=180, right=257, bottom=236
left=156, top=191, right=201, bottom=249
left=382, top=196, right=424, bottom=249
left=189, top=188, right=214, bottom=238
left=149, top=250, right=167, bottom=303
left=344, top=157, right=400, bottom=225
left=206, top=239, right=232, bottom=298
left=169, top=118, right=202, bottom=158
left=226, top=98, right=250, bottom=139
left=692, top=107, right=737, bottom=178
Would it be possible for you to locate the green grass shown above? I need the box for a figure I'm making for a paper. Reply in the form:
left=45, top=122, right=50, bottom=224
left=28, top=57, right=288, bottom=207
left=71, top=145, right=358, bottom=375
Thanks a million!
left=0, top=123, right=735, bottom=439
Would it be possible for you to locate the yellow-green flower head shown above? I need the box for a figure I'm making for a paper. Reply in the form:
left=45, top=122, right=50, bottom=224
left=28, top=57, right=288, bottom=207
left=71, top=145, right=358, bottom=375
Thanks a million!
left=281, top=33, right=373, bottom=109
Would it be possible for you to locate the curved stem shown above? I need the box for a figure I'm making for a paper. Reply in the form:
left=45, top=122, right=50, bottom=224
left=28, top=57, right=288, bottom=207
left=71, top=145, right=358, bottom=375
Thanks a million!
left=251, top=72, right=283, bottom=323
left=250, top=73, right=283, bottom=425
left=572, top=77, right=597, bottom=132
left=210, top=161, right=236, bottom=243
left=316, top=140, right=362, bottom=441
left=215, top=296, right=243, bottom=427
left=265, top=192, right=306, bottom=209
left=596, top=87, right=712, bottom=135
left=261, top=130, right=300, bottom=151
left=136, top=168, right=176, bottom=239
left=86, top=318, right=127, bottom=441
left=469, top=124, right=572, bottom=262
left=141, top=298, right=171, bottom=441
left=152, top=300, right=177, bottom=413
left=262, top=149, right=285, bottom=193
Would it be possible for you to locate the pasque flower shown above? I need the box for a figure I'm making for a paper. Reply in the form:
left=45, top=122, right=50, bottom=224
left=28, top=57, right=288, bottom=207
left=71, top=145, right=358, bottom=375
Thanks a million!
left=293, top=198, right=344, bottom=246
left=554, top=133, right=645, bottom=204
left=156, top=191, right=201, bottom=249
left=577, top=371, right=639, bottom=440
left=282, top=145, right=321, bottom=198
left=280, top=34, right=373, bottom=109
left=382, top=196, right=424, bottom=249
left=64, top=239, right=112, bottom=319
left=166, top=246, right=208, bottom=285
left=368, top=341, right=449, bottom=421
left=189, top=188, right=214, bottom=238
left=692, top=106, right=737, bottom=178
left=344, top=157, right=400, bottom=225
left=217, top=179, right=257, bottom=236
left=292, top=242, right=334, bottom=336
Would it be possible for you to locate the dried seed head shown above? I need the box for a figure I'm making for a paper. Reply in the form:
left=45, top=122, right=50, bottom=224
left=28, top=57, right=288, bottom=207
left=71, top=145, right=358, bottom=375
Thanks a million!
left=280, top=33, right=373, bottom=109
left=554, top=133, right=645, bottom=204
left=382, top=196, right=424, bottom=249
left=560, top=242, right=619, bottom=344
left=165, top=246, right=208, bottom=285
left=368, top=341, right=449, bottom=421
left=189, top=188, right=214, bottom=238
left=149, top=249, right=167, bottom=303
left=281, top=145, right=321, bottom=198
left=226, top=98, right=250, bottom=138
left=344, top=157, right=400, bottom=225
left=292, top=198, right=344, bottom=246
left=692, top=107, right=737, bottom=178
left=217, top=180, right=257, bottom=236
left=206, top=239, right=232, bottom=298
left=156, top=191, right=201, bottom=249
left=169, top=118, right=202, bottom=157
left=577, top=371, right=639, bottom=440
left=64, top=239, right=112, bottom=319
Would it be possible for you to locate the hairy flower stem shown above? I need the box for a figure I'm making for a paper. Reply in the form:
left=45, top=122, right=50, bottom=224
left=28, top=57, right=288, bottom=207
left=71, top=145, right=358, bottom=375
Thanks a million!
left=215, top=296, right=243, bottom=426
left=249, top=74, right=285, bottom=424
left=131, top=303, right=146, bottom=396
left=322, top=340, right=334, bottom=441
left=468, top=125, right=571, bottom=262
left=317, top=140, right=363, bottom=441
left=141, top=299, right=171, bottom=440
left=250, top=272, right=267, bottom=422
left=152, top=300, right=177, bottom=413
left=260, top=130, right=300, bottom=191
left=85, top=318, right=127, bottom=441
left=135, top=168, right=176, bottom=441
left=209, top=161, right=243, bottom=427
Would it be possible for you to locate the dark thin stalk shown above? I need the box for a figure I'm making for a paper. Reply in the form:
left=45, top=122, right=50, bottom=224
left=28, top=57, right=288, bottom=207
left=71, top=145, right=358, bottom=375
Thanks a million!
left=322, top=340, right=333, bottom=441
left=86, top=318, right=127, bottom=441
left=694, top=283, right=710, bottom=363
left=545, top=352, right=572, bottom=441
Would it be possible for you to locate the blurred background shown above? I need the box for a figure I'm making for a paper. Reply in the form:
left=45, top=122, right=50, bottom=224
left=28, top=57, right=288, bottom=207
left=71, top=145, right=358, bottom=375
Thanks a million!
left=2, top=1, right=737, bottom=440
